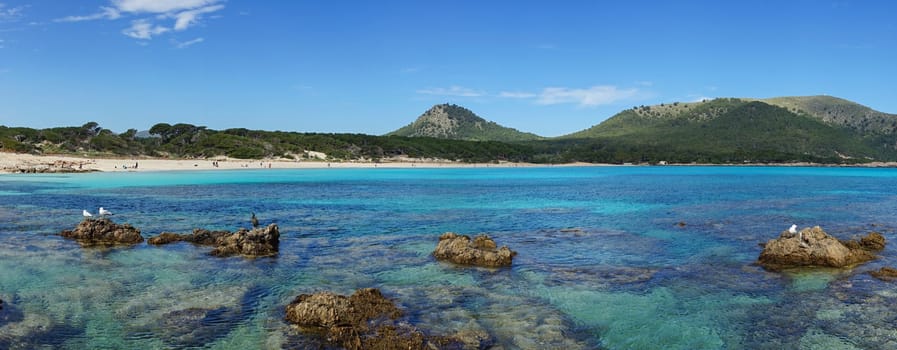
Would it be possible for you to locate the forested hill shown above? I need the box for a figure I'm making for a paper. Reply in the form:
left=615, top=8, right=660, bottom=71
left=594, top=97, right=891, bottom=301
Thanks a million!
left=388, top=104, right=542, bottom=142
left=559, top=98, right=897, bottom=163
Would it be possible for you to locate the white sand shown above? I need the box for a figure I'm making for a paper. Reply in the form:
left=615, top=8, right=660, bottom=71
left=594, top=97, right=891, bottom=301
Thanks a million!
left=0, top=153, right=545, bottom=173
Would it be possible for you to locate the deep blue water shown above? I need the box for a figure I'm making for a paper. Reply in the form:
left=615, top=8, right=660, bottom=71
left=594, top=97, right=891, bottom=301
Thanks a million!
left=2, top=166, right=897, bottom=349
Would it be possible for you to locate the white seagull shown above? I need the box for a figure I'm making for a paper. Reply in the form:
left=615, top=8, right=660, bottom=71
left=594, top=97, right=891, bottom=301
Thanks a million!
left=99, top=207, right=113, bottom=216
left=789, top=224, right=798, bottom=234
left=82, top=210, right=93, bottom=218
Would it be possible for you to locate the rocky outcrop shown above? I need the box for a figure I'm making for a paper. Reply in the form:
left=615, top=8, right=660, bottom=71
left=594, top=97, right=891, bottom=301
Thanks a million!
left=843, top=232, right=886, bottom=251
left=757, top=226, right=884, bottom=270
left=148, top=224, right=279, bottom=257
left=60, top=218, right=143, bottom=245
left=433, top=232, right=516, bottom=267
left=870, top=267, right=897, bottom=281
left=285, top=288, right=457, bottom=350
left=147, top=229, right=231, bottom=245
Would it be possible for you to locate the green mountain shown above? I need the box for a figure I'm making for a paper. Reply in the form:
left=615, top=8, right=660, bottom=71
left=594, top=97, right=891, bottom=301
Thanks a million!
left=757, top=95, right=897, bottom=135
left=388, top=104, right=542, bottom=142
left=560, top=98, right=897, bottom=163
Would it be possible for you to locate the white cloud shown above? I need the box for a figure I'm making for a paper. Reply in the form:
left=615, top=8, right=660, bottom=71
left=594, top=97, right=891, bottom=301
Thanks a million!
left=499, top=91, right=537, bottom=99
left=56, top=0, right=224, bottom=40
left=536, top=86, right=639, bottom=106
left=123, top=19, right=170, bottom=39
left=417, top=86, right=485, bottom=97
left=690, top=96, right=713, bottom=102
left=55, top=6, right=121, bottom=22
left=112, top=0, right=220, bottom=14
left=0, top=3, right=25, bottom=22
left=170, top=4, right=223, bottom=30
left=174, top=37, right=204, bottom=48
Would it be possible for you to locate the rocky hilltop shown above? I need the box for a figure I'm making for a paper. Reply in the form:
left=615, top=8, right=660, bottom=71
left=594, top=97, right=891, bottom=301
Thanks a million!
left=388, top=104, right=542, bottom=142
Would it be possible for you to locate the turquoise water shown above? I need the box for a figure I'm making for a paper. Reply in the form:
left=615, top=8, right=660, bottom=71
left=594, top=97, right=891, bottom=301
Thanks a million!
left=2, top=166, right=897, bottom=349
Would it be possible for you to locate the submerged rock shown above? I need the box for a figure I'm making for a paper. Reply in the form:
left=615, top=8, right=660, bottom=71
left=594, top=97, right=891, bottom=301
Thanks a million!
left=148, top=224, right=279, bottom=257
left=757, top=226, right=884, bottom=270
left=285, top=288, right=457, bottom=350
left=60, top=218, right=143, bottom=245
left=870, top=267, right=897, bottom=281
left=432, top=232, right=517, bottom=267
left=147, top=229, right=231, bottom=245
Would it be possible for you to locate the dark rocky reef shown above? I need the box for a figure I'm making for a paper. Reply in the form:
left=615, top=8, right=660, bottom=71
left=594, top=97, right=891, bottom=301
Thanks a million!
left=148, top=224, right=279, bottom=257
left=432, top=232, right=516, bottom=267
left=60, top=218, right=143, bottom=245
left=285, top=288, right=459, bottom=350
left=758, top=226, right=884, bottom=270
left=870, top=266, right=897, bottom=281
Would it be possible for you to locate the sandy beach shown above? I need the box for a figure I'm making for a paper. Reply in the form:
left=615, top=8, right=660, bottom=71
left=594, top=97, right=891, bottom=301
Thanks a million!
left=3, top=152, right=896, bottom=174
left=0, top=153, right=547, bottom=173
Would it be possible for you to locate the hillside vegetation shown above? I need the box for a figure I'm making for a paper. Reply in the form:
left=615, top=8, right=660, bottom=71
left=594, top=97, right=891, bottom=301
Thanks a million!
left=0, top=122, right=535, bottom=163
left=3, top=96, right=896, bottom=165
left=558, top=98, right=891, bottom=163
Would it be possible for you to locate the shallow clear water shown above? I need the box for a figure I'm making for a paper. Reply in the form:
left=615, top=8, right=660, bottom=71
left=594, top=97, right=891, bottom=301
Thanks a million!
left=2, top=166, right=897, bottom=349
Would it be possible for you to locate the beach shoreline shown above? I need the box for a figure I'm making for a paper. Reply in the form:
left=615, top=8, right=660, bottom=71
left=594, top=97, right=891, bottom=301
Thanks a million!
left=0, top=152, right=555, bottom=174
left=2, top=152, right=897, bottom=174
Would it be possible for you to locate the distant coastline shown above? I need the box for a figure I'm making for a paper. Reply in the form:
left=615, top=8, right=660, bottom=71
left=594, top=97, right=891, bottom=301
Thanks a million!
left=2, top=152, right=896, bottom=174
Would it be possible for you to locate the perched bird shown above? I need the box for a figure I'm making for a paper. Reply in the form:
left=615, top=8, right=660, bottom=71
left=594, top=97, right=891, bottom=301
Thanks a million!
left=99, top=207, right=113, bottom=216
left=82, top=210, right=93, bottom=218
left=251, top=212, right=259, bottom=228
left=788, top=224, right=798, bottom=234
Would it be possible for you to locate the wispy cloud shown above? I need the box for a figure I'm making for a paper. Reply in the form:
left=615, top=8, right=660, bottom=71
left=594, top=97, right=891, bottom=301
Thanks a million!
left=174, top=37, right=204, bottom=48
left=123, top=19, right=169, bottom=39
left=56, top=0, right=225, bottom=40
left=499, top=91, right=537, bottom=99
left=169, top=4, right=224, bottom=31
left=112, top=0, right=220, bottom=13
left=500, top=85, right=642, bottom=107
left=55, top=6, right=120, bottom=22
left=0, top=3, right=25, bottom=22
left=688, top=95, right=713, bottom=102
left=537, top=86, right=639, bottom=106
left=417, top=86, right=485, bottom=97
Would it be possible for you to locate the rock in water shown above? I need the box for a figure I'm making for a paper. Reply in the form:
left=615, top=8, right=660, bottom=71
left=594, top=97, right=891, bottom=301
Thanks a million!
left=210, top=224, right=279, bottom=257
left=149, top=224, right=279, bottom=258
left=285, top=288, right=456, bottom=350
left=60, top=218, right=143, bottom=245
left=757, top=226, right=884, bottom=270
left=860, top=232, right=886, bottom=251
left=432, top=232, right=517, bottom=267
left=870, top=267, right=897, bottom=281
left=147, top=229, right=231, bottom=245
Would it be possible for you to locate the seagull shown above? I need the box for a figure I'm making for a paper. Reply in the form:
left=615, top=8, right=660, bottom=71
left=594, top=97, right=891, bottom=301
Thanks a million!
left=788, top=224, right=797, bottom=234
left=82, top=210, right=93, bottom=218
left=98, top=207, right=113, bottom=216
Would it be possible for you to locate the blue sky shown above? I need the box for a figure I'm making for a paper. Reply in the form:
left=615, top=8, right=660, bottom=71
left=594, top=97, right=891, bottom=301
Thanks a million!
left=1, top=1, right=895, bottom=136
